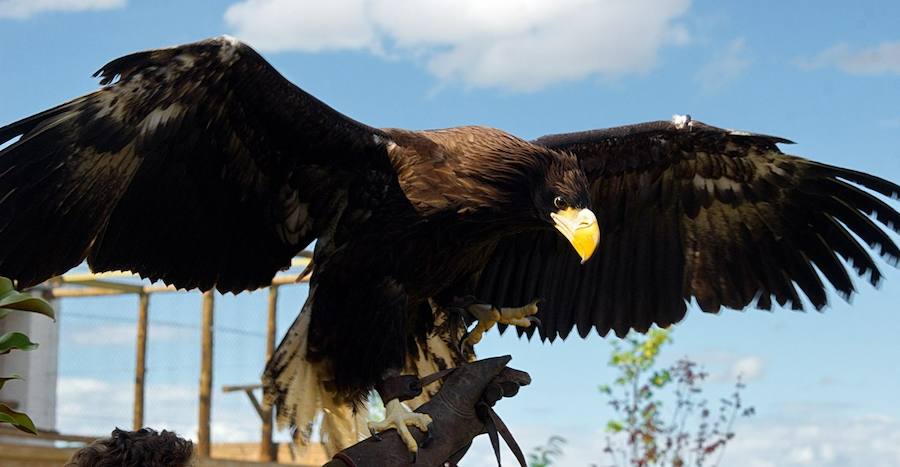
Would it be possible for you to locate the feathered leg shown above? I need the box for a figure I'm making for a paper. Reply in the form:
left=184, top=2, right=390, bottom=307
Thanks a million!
left=262, top=286, right=368, bottom=457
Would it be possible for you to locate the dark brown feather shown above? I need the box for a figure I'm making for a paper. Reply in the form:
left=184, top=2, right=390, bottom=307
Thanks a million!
left=0, top=36, right=390, bottom=292
left=477, top=119, right=900, bottom=340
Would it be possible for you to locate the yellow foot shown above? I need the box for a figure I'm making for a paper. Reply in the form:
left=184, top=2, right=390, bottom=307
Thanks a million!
left=367, top=399, right=433, bottom=457
left=463, top=301, right=539, bottom=347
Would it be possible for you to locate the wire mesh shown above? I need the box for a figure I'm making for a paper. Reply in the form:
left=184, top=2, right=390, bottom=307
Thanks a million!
left=53, top=273, right=310, bottom=452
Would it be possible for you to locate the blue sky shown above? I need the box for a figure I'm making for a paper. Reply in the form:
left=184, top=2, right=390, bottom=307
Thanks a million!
left=2, top=1, right=900, bottom=465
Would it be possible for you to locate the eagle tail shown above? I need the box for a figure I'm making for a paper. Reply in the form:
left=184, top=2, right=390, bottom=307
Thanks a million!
left=262, top=298, right=473, bottom=456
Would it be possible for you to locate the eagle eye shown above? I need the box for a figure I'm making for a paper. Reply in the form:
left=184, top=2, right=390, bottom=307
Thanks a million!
left=553, top=196, right=568, bottom=210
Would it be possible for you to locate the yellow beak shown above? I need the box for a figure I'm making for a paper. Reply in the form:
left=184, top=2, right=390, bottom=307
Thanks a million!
left=550, top=207, right=600, bottom=264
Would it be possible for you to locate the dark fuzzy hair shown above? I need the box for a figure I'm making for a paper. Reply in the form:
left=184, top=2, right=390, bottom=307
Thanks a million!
left=65, top=428, right=194, bottom=467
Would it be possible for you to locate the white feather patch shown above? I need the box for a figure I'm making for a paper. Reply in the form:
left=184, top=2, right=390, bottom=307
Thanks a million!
left=672, top=114, right=693, bottom=129
left=139, top=104, right=184, bottom=135
left=216, top=35, right=242, bottom=65
left=92, top=91, right=130, bottom=121
left=218, top=34, right=240, bottom=46
left=404, top=303, right=474, bottom=410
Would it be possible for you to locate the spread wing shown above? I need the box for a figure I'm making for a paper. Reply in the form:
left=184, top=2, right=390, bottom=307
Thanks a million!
left=476, top=119, right=900, bottom=340
left=0, top=36, right=392, bottom=292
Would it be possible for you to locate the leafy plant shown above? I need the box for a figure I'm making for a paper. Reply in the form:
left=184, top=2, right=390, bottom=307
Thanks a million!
left=528, top=435, right=566, bottom=467
left=601, top=328, right=754, bottom=467
left=0, top=276, right=55, bottom=434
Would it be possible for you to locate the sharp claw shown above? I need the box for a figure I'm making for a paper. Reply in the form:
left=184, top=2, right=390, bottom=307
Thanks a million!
left=462, top=326, right=481, bottom=348
left=457, top=331, right=470, bottom=354
left=410, top=449, right=417, bottom=464
left=421, top=422, right=435, bottom=448
left=526, top=316, right=541, bottom=328
left=368, top=425, right=382, bottom=441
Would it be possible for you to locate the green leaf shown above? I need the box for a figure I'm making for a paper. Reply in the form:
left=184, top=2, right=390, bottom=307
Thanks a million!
left=0, top=277, right=12, bottom=294
left=606, top=420, right=624, bottom=433
left=0, top=403, right=37, bottom=434
left=0, top=332, right=38, bottom=355
left=0, top=374, right=22, bottom=391
left=651, top=370, right=672, bottom=387
left=0, top=278, right=55, bottom=321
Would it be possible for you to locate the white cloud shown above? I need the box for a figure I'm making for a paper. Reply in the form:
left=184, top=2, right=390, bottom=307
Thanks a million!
left=57, top=377, right=143, bottom=434
left=692, top=349, right=764, bottom=383
left=0, top=0, right=125, bottom=19
left=726, top=413, right=900, bottom=467
left=69, top=323, right=193, bottom=346
left=56, top=377, right=262, bottom=442
left=730, top=355, right=763, bottom=382
left=800, top=41, right=900, bottom=75
left=695, top=38, right=750, bottom=93
left=224, top=0, right=692, bottom=91
left=467, top=411, right=900, bottom=467
left=57, top=377, right=194, bottom=419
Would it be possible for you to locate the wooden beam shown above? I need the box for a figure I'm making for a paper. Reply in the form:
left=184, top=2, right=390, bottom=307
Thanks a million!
left=260, top=286, right=278, bottom=461
left=133, top=293, right=149, bottom=430
left=50, top=284, right=179, bottom=298
left=242, top=388, right=265, bottom=419
left=0, top=444, right=79, bottom=462
left=50, top=287, right=130, bottom=298
left=222, top=384, right=263, bottom=393
left=0, top=426, right=98, bottom=444
left=59, top=277, right=144, bottom=293
left=271, top=273, right=310, bottom=286
left=49, top=274, right=307, bottom=299
left=198, top=290, right=215, bottom=458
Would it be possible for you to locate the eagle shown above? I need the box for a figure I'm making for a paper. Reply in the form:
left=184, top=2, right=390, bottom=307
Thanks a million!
left=1, top=36, right=899, bottom=457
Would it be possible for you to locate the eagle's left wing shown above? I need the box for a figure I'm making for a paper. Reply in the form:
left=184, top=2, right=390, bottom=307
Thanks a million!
left=476, top=118, right=900, bottom=340
left=0, top=36, right=392, bottom=293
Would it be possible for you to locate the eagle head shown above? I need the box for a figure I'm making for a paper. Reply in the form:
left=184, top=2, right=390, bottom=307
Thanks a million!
left=530, top=147, right=600, bottom=263
left=414, top=126, right=600, bottom=262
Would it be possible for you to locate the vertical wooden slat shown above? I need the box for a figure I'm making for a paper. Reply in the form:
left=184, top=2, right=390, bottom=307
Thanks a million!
left=133, top=293, right=149, bottom=430
left=198, top=290, right=215, bottom=458
left=259, top=285, right=278, bottom=461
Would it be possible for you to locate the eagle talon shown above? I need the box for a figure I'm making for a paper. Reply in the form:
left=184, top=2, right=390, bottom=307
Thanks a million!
left=421, top=422, right=435, bottom=448
left=368, top=424, right=383, bottom=441
left=462, top=301, right=541, bottom=347
left=367, top=399, right=433, bottom=457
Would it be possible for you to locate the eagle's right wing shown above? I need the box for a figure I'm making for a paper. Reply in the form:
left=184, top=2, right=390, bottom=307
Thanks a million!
left=477, top=119, right=900, bottom=340
left=0, top=36, right=391, bottom=292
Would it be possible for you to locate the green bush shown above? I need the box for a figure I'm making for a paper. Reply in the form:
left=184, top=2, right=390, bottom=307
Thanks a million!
left=528, top=435, right=566, bottom=467
left=0, top=277, right=55, bottom=434
left=527, top=329, right=754, bottom=467
left=601, top=328, right=754, bottom=466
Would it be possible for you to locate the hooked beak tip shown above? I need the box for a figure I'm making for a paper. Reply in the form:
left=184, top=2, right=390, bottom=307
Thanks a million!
left=551, top=208, right=600, bottom=264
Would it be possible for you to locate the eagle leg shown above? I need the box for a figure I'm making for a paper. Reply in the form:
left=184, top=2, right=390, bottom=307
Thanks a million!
left=367, top=398, right=433, bottom=460
left=461, top=301, right=540, bottom=348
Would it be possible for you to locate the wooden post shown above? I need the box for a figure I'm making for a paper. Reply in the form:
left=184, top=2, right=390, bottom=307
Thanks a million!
left=133, top=293, right=149, bottom=430
left=198, top=291, right=215, bottom=458
left=260, top=286, right=278, bottom=461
